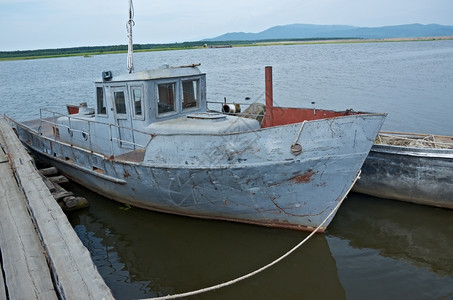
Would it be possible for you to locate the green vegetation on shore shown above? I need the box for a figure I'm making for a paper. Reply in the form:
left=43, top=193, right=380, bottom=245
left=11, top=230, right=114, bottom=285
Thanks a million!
left=0, top=42, right=205, bottom=61
left=1, top=37, right=451, bottom=61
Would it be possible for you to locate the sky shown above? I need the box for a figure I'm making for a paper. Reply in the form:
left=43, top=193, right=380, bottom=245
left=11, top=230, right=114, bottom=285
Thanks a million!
left=1, top=0, right=453, bottom=51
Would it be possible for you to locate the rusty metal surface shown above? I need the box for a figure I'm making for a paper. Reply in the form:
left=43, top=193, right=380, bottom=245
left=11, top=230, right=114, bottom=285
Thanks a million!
left=7, top=112, right=385, bottom=232
left=353, top=143, right=453, bottom=209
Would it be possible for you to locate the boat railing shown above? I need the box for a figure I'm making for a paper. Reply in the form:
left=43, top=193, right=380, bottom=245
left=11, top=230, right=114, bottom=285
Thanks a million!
left=38, top=108, right=153, bottom=157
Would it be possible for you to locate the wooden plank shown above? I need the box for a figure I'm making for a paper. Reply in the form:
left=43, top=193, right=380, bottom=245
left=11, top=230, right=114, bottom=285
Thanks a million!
left=0, top=125, right=7, bottom=300
left=0, top=117, right=114, bottom=300
left=52, top=190, right=74, bottom=201
left=51, top=182, right=74, bottom=200
left=48, top=175, right=70, bottom=185
left=39, top=166, right=59, bottom=177
left=0, top=131, right=8, bottom=164
left=0, top=148, right=7, bottom=163
left=0, top=259, right=7, bottom=300
left=41, top=174, right=57, bottom=193
left=0, top=150, right=57, bottom=299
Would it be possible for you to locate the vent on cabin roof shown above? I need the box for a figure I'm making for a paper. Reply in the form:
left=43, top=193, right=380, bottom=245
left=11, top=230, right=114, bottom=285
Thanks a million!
left=102, top=71, right=112, bottom=81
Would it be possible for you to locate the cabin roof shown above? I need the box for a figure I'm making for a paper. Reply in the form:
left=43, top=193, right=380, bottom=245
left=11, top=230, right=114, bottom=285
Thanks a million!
left=96, top=65, right=204, bottom=83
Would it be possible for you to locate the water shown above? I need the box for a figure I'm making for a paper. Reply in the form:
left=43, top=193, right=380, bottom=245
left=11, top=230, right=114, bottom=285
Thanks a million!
left=1, top=40, right=453, bottom=299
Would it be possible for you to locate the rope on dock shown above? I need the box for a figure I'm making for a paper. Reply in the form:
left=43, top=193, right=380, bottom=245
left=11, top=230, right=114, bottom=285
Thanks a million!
left=142, top=172, right=358, bottom=300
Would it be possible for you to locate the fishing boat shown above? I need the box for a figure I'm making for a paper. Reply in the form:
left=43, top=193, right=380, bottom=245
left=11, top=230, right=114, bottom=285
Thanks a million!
left=353, top=131, right=453, bottom=209
left=4, top=1, right=386, bottom=232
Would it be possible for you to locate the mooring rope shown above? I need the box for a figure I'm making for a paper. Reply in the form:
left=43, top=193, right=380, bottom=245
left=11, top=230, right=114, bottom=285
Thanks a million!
left=292, top=120, right=306, bottom=146
left=141, top=172, right=357, bottom=300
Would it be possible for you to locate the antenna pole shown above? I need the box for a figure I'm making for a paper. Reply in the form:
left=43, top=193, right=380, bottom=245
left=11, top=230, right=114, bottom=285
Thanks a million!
left=127, top=0, right=135, bottom=73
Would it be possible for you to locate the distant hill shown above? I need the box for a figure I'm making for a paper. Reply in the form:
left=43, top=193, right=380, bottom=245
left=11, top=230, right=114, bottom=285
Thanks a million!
left=206, top=23, right=453, bottom=41
left=3, top=23, right=452, bottom=61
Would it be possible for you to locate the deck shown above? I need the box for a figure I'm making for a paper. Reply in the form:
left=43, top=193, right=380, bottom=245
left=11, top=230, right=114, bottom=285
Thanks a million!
left=0, top=116, right=114, bottom=299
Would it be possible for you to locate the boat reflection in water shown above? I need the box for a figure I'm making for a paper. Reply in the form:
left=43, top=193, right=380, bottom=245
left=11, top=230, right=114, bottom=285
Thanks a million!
left=68, top=183, right=453, bottom=299
left=67, top=183, right=345, bottom=300
left=327, top=193, right=453, bottom=299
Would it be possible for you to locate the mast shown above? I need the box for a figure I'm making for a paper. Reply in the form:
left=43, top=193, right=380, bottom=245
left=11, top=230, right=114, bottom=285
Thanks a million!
left=127, top=0, right=135, bottom=73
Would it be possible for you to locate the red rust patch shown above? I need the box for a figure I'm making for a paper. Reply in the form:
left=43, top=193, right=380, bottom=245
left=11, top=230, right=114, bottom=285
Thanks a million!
left=289, top=169, right=317, bottom=183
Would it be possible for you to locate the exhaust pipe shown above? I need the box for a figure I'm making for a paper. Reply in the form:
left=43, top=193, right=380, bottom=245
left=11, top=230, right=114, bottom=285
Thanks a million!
left=222, top=103, right=241, bottom=114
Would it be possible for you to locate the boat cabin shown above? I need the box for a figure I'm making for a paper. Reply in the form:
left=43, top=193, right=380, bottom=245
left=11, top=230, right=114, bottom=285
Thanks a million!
left=94, top=64, right=207, bottom=132
left=55, top=64, right=260, bottom=157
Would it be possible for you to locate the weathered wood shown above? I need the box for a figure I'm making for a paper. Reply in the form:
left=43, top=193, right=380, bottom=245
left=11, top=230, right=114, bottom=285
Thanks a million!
left=0, top=132, right=8, bottom=164
left=41, top=174, right=57, bottom=193
left=0, top=148, right=7, bottom=163
left=51, top=182, right=74, bottom=201
left=0, top=117, right=114, bottom=300
left=0, top=259, right=7, bottom=300
left=52, top=190, right=74, bottom=201
left=39, top=166, right=59, bottom=176
left=53, top=182, right=67, bottom=193
left=0, top=146, right=57, bottom=299
left=48, top=175, right=69, bottom=185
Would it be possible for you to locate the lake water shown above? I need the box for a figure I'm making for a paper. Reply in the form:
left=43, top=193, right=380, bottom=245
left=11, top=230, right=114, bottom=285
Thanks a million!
left=1, top=40, right=453, bottom=299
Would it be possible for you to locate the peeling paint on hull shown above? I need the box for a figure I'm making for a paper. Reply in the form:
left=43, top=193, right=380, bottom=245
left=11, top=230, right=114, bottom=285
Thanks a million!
left=7, top=113, right=385, bottom=232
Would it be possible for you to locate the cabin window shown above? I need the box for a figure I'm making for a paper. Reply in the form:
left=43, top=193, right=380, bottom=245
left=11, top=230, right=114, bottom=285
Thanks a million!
left=182, top=79, right=199, bottom=110
left=114, top=91, right=127, bottom=114
left=131, top=87, right=143, bottom=118
left=157, top=82, right=176, bottom=114
left=96, top=87, right=107, bottom=115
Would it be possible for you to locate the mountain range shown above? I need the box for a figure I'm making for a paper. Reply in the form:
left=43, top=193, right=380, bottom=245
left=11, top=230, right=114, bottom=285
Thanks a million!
left=206, top=23, right=453, bottom=41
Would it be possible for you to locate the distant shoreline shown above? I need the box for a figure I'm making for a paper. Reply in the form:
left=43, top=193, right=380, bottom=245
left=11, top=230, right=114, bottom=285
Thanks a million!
left=1, top=36, right=452, bottom=62
left=250, top=36, right=453, bottom=46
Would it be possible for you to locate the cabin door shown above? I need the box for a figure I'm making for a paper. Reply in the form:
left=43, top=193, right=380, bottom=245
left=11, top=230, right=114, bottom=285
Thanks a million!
left=112, top=87, right=135, bottom=149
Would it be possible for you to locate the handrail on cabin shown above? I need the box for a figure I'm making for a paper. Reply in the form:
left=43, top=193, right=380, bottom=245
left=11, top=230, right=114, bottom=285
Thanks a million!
left=38, top=108, right=152, bottom=157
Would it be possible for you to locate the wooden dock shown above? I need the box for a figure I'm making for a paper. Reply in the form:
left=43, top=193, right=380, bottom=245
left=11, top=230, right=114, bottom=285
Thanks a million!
left=0, top=116, right=114, bottom=300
